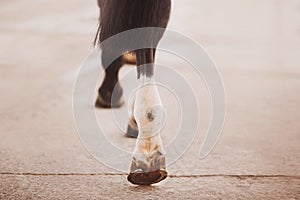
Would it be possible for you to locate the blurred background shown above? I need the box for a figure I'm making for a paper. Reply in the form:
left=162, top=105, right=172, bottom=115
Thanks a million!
left=0, top=0, right=299, bottom=199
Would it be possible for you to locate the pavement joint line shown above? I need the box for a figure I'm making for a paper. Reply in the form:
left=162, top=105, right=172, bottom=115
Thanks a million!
left=0, top=172, right=299, bottom=179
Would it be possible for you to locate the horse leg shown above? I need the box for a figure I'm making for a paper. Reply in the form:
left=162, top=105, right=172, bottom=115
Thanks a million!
left=127, top=48, right=167, bottom=185
left=126, top=49, right=157, bottom=138
left=95, top=51, right=125, bottom=108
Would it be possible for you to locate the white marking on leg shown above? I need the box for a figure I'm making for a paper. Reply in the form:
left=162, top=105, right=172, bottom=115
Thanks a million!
left=130, top=75, right=166, bottom=172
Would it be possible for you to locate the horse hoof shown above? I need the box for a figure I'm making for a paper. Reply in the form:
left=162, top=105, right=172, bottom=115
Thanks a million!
left=95, top=95, right=124, bottom=109
left=128, top=149, right=167, bottom=185
left=127, top=169, right=167, bottom=185
left=126, top=124, right=138, bottom=138
left=124, top=52, right=136, bottom=65
left=126, top=118, right=138, bottom=138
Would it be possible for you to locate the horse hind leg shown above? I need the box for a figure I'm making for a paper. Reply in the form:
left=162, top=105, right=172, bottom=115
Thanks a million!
left=126, top=49, right=157, bottom=138
left=127, top=48, right=167, bottom=185
left=95, top=50, right=125, bottom=108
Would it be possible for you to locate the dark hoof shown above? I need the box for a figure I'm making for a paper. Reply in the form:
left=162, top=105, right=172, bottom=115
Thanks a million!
left=95, top=95, right=124, bottom=109
left=126, top=118, right=138, bottom=138
left=124, top=52, right=136, bottom=65
left=127, top=170, right=167, bottom=185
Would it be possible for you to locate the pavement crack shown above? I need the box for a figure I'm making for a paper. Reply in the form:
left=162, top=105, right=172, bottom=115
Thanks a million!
left=0, top=172, right=127, bottom=176
left=168, top=174, right=300, bottom=179
left=0, top=172, right=299, bottom=179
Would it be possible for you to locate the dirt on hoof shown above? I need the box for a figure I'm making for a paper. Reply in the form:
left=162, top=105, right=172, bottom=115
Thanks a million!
left=128, top=151, right=167, bottom=185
